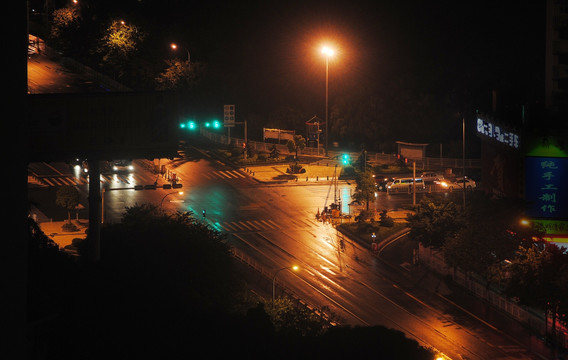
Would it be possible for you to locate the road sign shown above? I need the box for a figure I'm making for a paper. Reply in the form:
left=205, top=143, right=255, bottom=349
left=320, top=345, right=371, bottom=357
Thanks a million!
left=224, top=104, right=235, bottom=127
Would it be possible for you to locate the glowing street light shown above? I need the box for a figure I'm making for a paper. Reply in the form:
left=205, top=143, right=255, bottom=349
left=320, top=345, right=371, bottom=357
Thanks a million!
left=170, top=42, right=191, bottom=72
left=321, top=45, right=335, bottom=58
left=272, top=265, right=299, bottom=304
left=160, top=191, right=184, bottom=209
left=320, top=44, right=336, bottom=156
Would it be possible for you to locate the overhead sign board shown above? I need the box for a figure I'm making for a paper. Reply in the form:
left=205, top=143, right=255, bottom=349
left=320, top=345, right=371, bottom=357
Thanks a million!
left=263, top=128, right=295, bottom=143
left=224, top=104, right=235, bottom=127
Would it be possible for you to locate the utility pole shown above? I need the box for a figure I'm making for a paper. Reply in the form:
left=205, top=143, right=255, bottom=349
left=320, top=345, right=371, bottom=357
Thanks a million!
left=462, top=117, right=466, bottom=208
left=87, top=158, right=101, bottom=262
left=412, top=161, right=416, bottom=206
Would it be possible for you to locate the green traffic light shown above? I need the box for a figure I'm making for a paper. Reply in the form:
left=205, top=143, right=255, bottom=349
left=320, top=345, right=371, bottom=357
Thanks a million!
left=213, top=120, right=221, bottom=129
left=180, top=120, right=198, bottom=130
left=341, top=154, right=350, bottom=165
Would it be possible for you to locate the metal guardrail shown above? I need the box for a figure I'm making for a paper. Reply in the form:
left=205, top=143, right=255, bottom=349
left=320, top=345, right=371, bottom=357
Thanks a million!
left=200, top=130, right=480, bottom=169
left=230, top=246, right=337, bottom=325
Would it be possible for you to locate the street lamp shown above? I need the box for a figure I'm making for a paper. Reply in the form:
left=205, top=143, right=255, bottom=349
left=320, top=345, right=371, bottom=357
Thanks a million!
left=272, top=265, right=299, bottom=304
left=170, top=42, right=191, bottom=73
left=160, top=191, right=184, bottom=210
left=321, top=45, right=335, bottom=156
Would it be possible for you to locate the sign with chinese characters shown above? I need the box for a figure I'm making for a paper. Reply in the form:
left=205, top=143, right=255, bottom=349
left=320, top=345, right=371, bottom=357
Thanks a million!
left=476, top=117, right=520, bottom=149
left=525, top=157, right=568, bottom=219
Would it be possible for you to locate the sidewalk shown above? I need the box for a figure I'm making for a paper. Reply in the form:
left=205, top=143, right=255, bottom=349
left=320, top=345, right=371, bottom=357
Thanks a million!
left=38, top=220, right=88, bottom=255
left=30, top=204, right=88, bottom=253
left=243, top=163, right=347, bottom=185
left=342, top=226, right=559, bottom=360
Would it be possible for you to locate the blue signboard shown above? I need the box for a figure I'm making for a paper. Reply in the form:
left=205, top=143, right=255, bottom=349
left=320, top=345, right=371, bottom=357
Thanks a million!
left=525, top=157, right=568, bottom=219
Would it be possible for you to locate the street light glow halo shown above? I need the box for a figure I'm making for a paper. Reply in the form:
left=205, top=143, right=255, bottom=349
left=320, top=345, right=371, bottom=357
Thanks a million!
left=321, top=45, right=336, bottom=58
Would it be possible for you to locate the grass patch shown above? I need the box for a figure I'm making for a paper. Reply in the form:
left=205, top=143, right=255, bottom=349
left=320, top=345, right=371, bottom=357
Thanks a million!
left=338, top=222, right=408, bottom=246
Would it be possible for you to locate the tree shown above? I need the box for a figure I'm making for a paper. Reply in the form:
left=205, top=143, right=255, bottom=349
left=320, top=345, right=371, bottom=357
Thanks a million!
left=269, top=144, right=280, bottom=159
left=406, top=197, right=463, bottom=249
left=352, top=169, right=376, bottom=211
left=265, top=297, right=332, bottom=337
left=286, top=134, right=306, bottom=160
left=56, top=185, right=80, bottom=225
left=98, top=19, right=144, bottom=78
left=504, top=242, right=568, bottom=340
left=155, top=59, right=206, bottom=90
left=354, top=150, right=371, bottom=172
left=443, top=194, right=543, bottom=281
left=379, top=209, right=394, bottom=227
left=50, top=7, right=81, bottom=52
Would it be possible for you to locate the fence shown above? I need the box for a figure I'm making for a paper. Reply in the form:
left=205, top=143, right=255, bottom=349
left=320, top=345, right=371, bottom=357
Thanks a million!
left=230, top=246, right=337, bottom=325
left=200, top=129, right=480, bottom=169
left=419, top=243, right=568, bottom=347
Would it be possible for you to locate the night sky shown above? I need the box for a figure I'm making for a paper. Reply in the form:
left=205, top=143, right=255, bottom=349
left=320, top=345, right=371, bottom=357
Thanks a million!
left=166, top=0, right=545, bottom=116
left=82, top=0, right=543, bottom=117
left=30, top=0, right=546, bottom=146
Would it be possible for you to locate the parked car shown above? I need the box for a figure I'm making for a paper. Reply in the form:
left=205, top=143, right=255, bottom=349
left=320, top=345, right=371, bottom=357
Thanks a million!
left=448, top=177, right=476, bottom=191
left=420, top=172, right=444, bottom=183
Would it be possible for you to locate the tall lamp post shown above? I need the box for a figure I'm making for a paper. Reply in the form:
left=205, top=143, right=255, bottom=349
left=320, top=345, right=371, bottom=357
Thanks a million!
left=272, top=265, right=299, bottom=305
left=160, top=191, right=184, bottom=210
left=321, top=45, right=335, bottom=157
left=170, top=43, right=191, bottom=73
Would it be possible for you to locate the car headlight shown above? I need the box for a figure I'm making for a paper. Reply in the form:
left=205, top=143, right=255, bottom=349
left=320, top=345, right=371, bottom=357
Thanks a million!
left=113, top=166, right=118, bottom=171
left=128, top=165, right=134, bottom=171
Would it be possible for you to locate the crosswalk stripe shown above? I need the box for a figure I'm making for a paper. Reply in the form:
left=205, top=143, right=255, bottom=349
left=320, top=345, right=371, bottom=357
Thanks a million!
left=240, top=221, right=257, bottom=231
left=228, top=170, right=245, bottom=178
left=219, top=219, right=284, bottom=233
left=259, top=219, right=278, bottom=229
left=218, top=171, right=232, bottom=179
left=203, top=170, right=248, bottom=180
left=221, top=222, right=240, bottom=231
left=265, top=219, right=281, bottom=229
left=232, top=222, right=251, bottom=231
left=248, top=220, right=265, bottom=230
left=42, top=178, right=57, bottom=186
left=36, top=173, right=148, bottom=187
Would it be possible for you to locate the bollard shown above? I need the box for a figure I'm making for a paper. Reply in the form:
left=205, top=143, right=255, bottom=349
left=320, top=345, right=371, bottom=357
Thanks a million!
left=316, top=176, right=318, bottom=181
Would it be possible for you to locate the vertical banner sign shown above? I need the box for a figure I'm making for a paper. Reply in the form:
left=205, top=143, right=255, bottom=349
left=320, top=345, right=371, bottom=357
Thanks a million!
left=525, top=157, right=568, bottom=219
left=224, top=105, right=235, bottom=127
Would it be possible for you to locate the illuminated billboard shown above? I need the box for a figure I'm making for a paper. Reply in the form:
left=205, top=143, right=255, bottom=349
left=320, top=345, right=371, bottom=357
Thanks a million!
left=476, top=117, right=520, bottom=149
left=525, top=156, right=568, bottom=219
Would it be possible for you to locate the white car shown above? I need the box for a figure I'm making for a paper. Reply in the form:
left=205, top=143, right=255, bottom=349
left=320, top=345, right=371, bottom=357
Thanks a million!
left=421, top=172, right=444, bottom=183
left=111, top=160, right=134, bottom=172
left=447, top=178, right=476, bottom=191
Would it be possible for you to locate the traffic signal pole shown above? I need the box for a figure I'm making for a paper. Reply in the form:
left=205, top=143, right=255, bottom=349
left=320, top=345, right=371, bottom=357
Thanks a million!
left=87, top=159, right=101, bottom=262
